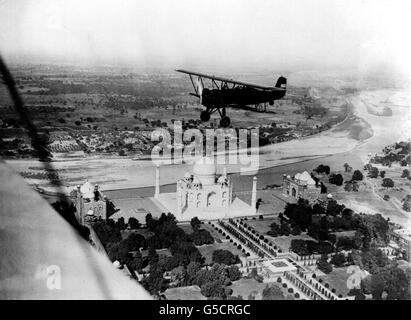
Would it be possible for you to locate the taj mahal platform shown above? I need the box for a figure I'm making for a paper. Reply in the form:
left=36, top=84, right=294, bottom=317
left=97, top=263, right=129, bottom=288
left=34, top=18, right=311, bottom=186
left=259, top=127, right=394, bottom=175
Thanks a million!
left=108, top=157, right=260, bottom=222
left=152, top=193, right=256, bottom=222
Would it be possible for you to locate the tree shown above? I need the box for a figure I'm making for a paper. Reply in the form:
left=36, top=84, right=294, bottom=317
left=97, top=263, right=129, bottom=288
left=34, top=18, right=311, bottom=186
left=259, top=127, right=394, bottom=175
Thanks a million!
left=227, top=265, right=242, bottom=281
left=283, top=199, right=313, bottom=230
left=290, top=239, right=310, bottom=256
left=326, top=199, right=345, bottom=216
left=329, top=173, right=343, bottom=186
left=124, top=232, right=147, bottom=251
left=170, top=265, right=186, bottom=284
left=352, top=170, right=364, bottom=181
left=129, top=251, right=144, bottom=272
left=344, top=182, right=353, bottom=192
left=262, top=284, right=285, bottom=300
left=116, top=217, right=126, bottom=230
left=212, top=249, right=240, bottom=265
left=169, top=241, right=204, bottom=266
left=201, top=280, right=226, bottom=298
left=368, top=167, right=379, bottom=178
left=379, top=170, right=386, bottom=178
left=330, top=253, right=346, bottom=267
left=279, top=222, right=291, bottom=236
left=291, top=224, right=302, bottom=236
left=92, top=219, right=122, bottom=247
left=401, top=169, right=410, bottom=178
left=107, top=242, right=132, bottom=264
left=402, top=197, right=411, bottom=212
left=369, top=273, right=386, bottom=300
left=344, top=163, right=350, bottom=172
left=128, top=217, right=141, bottom=229
left=147, top=246, right=159, bottom=265
left=145, top=213, right=158, bottom=231
left=142, top=264, right=166, bottom=295
left=190, top=217, right=201, bottom=231
left=315, top=164, right=330, bottom=175
left=190, top=229, right=214, bottom=245
left=348, top=288, right=365, bottom=300
left=382, top=178, right=394, bottom=188
left=317, top=254, right=333, bottom=274
left=158, top=255, right=179, bottom=272
left=185, top=261, right=202, bottom=285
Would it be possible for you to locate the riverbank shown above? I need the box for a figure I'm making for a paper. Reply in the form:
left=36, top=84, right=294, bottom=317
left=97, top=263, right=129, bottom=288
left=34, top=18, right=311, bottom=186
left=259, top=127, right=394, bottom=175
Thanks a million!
left=6, top=88, right=410, bottom=191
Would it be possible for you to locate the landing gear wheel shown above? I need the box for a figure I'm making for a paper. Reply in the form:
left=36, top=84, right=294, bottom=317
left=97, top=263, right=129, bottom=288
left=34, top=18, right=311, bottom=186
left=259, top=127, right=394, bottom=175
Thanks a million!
left=200, top=110, right=211, bottom=122
left=220, top=116, right=231, bottom=128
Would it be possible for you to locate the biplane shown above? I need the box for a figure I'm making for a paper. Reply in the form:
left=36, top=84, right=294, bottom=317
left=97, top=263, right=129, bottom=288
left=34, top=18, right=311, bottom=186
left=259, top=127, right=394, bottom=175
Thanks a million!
left=176, top=69, right=287, bottom=127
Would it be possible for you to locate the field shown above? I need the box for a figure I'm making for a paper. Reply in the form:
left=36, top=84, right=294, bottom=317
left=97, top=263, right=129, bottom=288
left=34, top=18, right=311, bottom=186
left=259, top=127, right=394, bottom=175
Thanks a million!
left=331, top=163, right=411, bottom=227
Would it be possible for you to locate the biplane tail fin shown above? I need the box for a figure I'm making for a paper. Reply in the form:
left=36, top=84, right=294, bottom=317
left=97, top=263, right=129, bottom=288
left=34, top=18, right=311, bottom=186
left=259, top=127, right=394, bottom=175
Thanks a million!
left=275, top=76, right=287, bottom=89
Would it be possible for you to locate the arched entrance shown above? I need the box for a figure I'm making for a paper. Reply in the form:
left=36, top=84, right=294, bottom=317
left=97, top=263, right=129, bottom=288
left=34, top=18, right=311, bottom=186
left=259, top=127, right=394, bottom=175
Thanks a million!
left=291, top=187, right=297, bottom=197
left=207, top=192, right=217, bottom=207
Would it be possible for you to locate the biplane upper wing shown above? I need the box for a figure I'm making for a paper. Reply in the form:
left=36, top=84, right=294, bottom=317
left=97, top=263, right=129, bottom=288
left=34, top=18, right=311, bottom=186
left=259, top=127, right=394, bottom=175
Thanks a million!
left=176, top=69, right=284, bottom=91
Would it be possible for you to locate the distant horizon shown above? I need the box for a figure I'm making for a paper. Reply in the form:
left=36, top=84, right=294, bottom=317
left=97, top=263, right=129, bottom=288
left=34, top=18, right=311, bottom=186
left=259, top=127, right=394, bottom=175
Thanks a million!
left=4, top=59, right=409, bottom=89
left=1, top=0, right=410, bottom=82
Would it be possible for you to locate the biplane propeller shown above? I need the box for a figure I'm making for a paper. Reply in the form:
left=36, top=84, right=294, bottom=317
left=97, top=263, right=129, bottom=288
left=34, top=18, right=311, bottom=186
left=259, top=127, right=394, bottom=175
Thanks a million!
left=176, top=69, right=287, bottom=127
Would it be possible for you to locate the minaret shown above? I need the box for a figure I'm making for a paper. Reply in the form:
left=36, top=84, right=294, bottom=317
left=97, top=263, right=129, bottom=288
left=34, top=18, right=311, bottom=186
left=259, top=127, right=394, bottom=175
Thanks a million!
left=154, top=165, right=160, bottom=199
left=251, top=176, right=257, bottom=214
left=76, top=185, right=84, bottom=225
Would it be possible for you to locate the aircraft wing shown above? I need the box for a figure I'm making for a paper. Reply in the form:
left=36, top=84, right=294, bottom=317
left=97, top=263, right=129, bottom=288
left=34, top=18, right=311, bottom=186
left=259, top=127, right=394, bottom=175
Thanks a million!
left=0, top=161, right=151, bottom=299
left=176, top=69, right=284, bottom=91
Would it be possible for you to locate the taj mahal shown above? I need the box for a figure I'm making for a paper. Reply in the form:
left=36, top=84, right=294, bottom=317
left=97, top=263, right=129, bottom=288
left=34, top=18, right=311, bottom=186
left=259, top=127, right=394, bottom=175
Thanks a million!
left=71, top=157, right=259, bottom=224
left=153, top=157, right=258, bottom=221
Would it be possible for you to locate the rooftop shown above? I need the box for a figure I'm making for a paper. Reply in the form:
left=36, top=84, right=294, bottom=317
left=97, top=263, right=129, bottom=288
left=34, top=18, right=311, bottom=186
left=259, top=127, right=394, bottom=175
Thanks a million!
left=163, top=285, right=206, bottom=300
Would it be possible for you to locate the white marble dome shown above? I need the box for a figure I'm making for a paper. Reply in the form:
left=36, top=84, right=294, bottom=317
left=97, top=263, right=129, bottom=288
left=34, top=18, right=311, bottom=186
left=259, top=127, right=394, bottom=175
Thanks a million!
left=79, top=181, right=94, bottom=199
left=295, top=171, right=316, bottom=185
left=193, top=157, right=216, bottom=186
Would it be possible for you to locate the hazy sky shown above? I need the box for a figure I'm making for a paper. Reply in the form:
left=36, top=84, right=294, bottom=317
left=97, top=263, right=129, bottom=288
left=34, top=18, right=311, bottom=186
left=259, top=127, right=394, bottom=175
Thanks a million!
left=1, top=0, right=410, bottom=75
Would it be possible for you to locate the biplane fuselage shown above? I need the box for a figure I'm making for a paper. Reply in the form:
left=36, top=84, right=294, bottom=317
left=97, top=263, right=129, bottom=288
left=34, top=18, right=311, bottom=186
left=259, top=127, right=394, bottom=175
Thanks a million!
left=176, top=69, right=287, bottom=127
left=201, top=86, right=286, bottom=108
